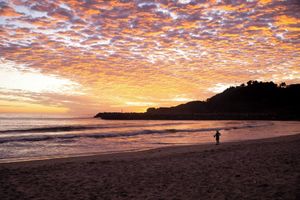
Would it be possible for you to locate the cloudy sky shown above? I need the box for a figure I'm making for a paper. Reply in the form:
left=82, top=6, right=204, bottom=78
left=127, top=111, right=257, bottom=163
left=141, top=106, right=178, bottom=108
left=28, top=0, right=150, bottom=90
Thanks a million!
left=0, top=0, right=299, bottom=116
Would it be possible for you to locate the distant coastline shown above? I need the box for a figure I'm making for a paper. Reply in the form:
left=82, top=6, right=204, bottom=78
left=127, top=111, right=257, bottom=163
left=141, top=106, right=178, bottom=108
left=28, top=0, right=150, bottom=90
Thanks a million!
left=94, top=112, right=300, bottom=120
left=95, top=81, right=300, bottom=120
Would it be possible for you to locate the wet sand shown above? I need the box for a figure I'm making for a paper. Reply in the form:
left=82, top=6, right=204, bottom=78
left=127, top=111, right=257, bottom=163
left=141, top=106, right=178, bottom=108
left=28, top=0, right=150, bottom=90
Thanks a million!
left=1, top=134, right=300, bottom=200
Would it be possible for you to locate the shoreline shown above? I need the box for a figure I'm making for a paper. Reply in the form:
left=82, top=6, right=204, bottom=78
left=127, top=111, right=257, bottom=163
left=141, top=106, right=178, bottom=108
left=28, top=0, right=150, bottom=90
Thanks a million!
left=1, top=133, right=299, bottom=165
left=95, top=112, right=300, bottom=121
left=1, top=120, right=299, bottom=164
left=1, top=134, right=300, bottom=200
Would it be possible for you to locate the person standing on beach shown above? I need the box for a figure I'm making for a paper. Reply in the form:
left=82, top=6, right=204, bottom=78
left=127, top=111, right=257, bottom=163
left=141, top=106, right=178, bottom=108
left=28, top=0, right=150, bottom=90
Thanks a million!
left=214, top=130, right=221, bottom=145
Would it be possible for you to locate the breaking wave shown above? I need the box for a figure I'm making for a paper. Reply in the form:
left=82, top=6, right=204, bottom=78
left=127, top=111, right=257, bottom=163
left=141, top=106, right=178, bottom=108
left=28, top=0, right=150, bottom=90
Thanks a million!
left=0, top=123, right=272, bottom=144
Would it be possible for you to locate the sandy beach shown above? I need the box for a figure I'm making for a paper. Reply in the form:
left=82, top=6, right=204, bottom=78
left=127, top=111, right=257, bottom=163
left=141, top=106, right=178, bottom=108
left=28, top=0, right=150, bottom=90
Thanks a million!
left=1, top=134, right=299, bottom=200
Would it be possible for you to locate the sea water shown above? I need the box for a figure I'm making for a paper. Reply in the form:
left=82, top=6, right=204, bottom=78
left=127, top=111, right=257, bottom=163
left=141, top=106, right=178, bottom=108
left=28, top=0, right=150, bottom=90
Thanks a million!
left=0, top=117, right=299, bottom=163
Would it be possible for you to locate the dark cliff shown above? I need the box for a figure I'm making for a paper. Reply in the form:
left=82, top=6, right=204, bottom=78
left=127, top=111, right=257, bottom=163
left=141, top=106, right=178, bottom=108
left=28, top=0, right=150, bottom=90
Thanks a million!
left=95, top=81, right=300, bottom=120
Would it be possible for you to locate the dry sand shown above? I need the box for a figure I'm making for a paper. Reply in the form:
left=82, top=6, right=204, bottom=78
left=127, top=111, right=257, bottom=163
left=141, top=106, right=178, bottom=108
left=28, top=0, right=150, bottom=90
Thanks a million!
left=1, top=134, right=300, bottom=200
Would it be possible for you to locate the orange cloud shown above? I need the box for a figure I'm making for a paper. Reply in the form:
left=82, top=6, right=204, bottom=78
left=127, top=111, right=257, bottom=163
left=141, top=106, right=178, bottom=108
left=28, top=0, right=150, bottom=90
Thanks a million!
left=276, top=15, right=299, bottom=26
left=0, top=6, right=23, bottom=17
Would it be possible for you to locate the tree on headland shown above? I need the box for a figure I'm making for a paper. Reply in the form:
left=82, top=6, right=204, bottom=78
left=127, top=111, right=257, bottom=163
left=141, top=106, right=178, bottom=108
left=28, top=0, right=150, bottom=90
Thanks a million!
left=279, top=82, right=286, bottom=88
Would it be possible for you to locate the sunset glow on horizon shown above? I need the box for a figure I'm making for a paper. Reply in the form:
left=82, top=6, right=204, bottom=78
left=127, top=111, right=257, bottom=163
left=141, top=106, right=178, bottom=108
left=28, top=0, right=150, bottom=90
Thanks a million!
left=0, top=0, right=299, bottom=116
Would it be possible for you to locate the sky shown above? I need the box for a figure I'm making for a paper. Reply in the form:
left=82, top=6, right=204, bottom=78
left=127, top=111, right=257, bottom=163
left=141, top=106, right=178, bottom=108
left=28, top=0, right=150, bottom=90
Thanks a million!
left=0, top=0, right=299, bottom=116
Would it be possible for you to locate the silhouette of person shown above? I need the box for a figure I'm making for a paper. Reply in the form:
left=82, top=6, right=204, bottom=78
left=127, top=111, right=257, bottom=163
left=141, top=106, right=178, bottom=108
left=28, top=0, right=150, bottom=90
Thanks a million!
left=214, top=130, right=221, bottom=145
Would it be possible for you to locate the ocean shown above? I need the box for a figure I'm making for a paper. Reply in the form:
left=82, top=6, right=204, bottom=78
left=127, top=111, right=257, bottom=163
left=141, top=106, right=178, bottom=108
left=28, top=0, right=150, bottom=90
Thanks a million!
left=0, top=117, right=299, bottom=163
